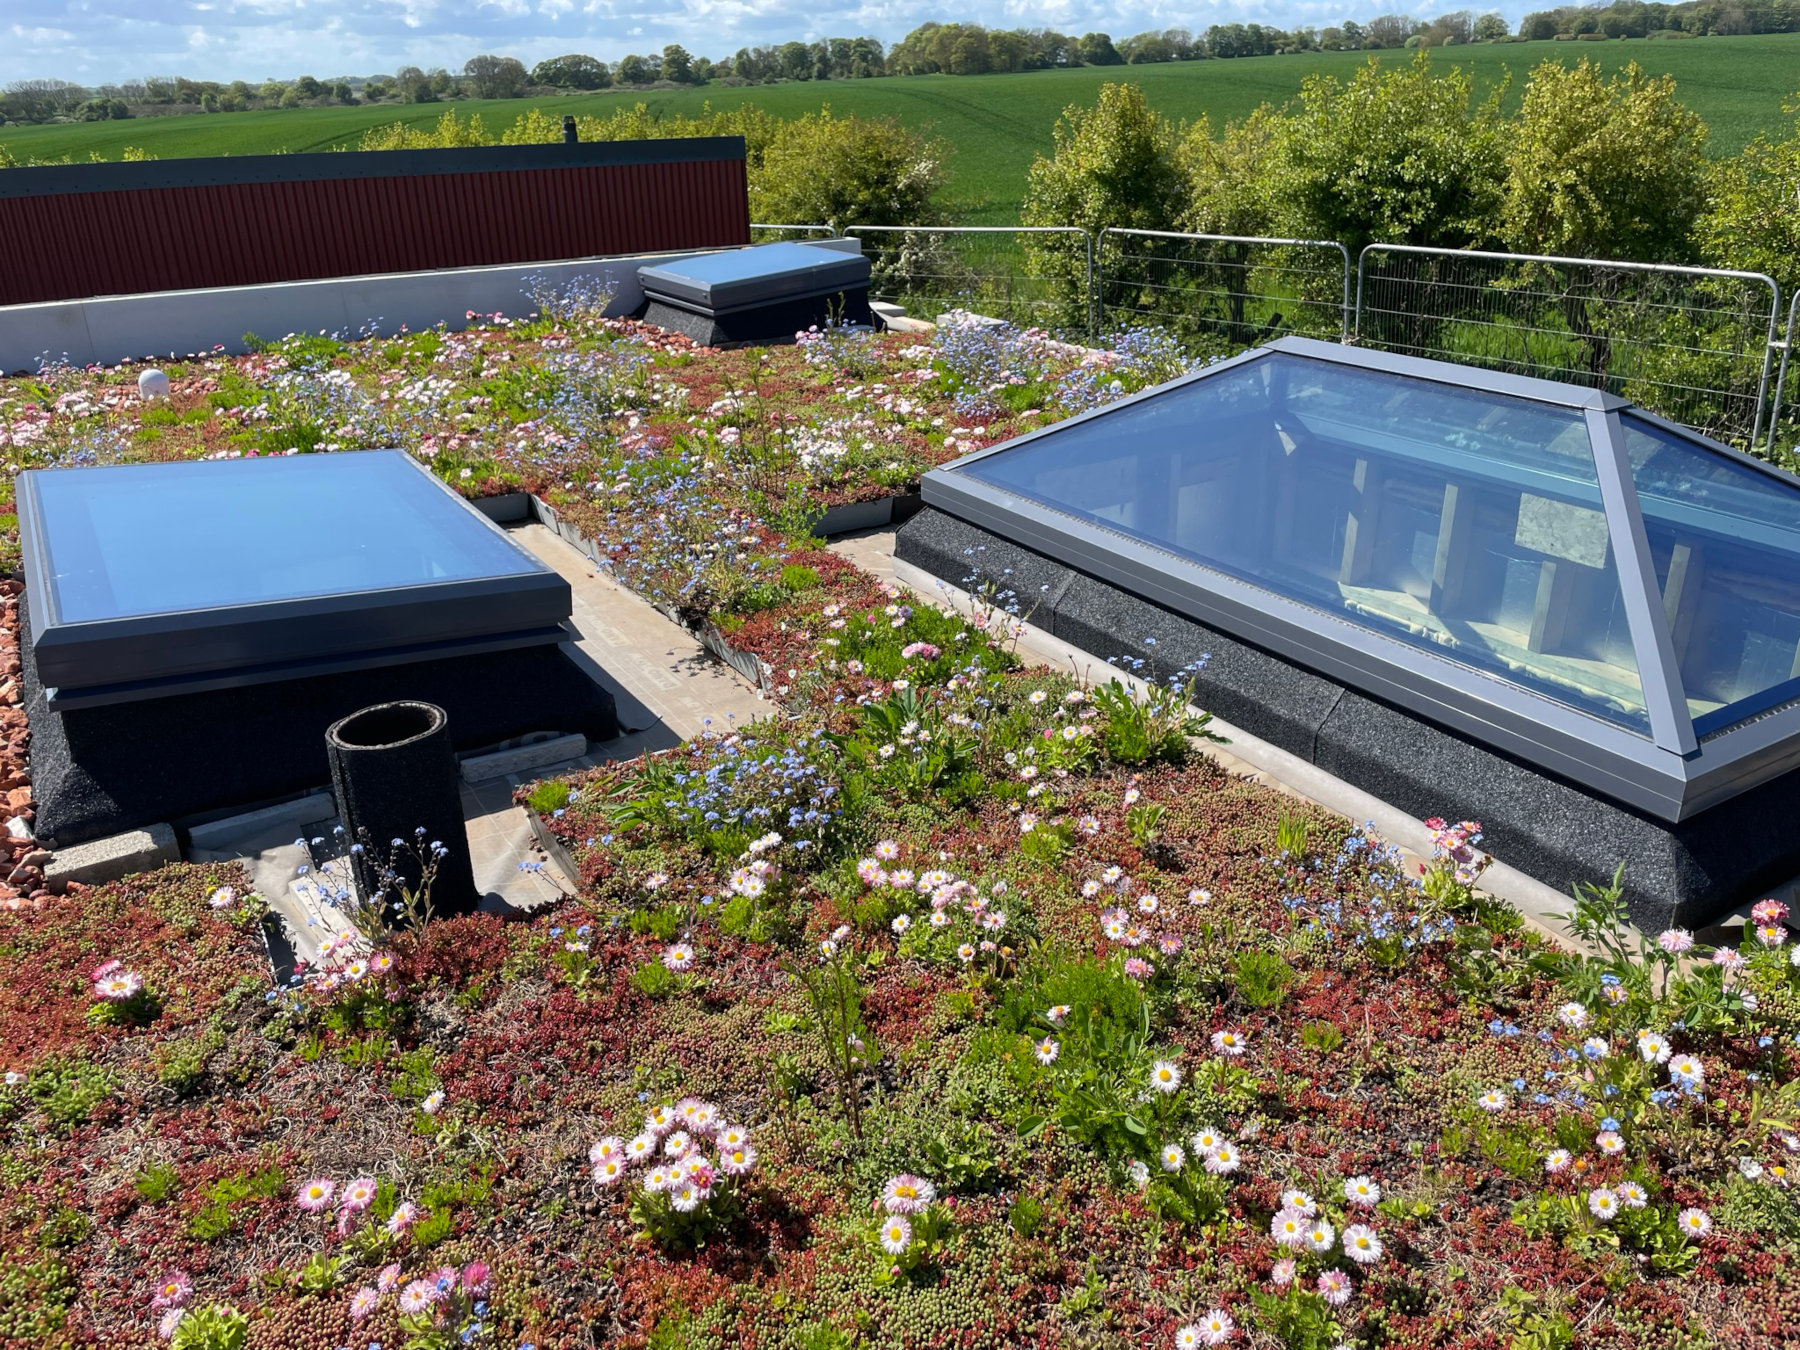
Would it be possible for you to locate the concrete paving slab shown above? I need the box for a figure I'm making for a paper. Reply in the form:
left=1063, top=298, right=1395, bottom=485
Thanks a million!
left=191, top=784, right=573, bottom=969
left=186, top=790, right=338, bottom=854
left=45, top=823, right=181, bottom=888
left=461, top=733, right=588, bottom=783
left=512, top=522, right=771, bottom=747
left=827, top=525, right=901, bottom=588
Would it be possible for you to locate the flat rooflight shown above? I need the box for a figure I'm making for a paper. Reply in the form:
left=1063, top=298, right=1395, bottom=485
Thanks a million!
left=19, top=451, right=570, bottom=706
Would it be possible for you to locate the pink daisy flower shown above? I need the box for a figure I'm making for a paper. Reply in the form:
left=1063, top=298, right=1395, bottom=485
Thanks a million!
left=385, top=1201, right=420, bottom=1236
left=398, top=1280, right=438, bottom=1315
left=1317, top=1269, right=1353, bottom=1305
left=719, top=1143, right=757, bottom=1176
left=295, top=1178, right=335, bottom=1212
left=150, top=1270, right=193, bottom=1311
left=882, top=1174, right=936, bottom=1215
left=340, top=1176, right=378, bottom=1212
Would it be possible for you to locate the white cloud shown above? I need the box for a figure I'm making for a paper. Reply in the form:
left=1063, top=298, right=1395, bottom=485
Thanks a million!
left=0, top=3, right=1521, bottom=84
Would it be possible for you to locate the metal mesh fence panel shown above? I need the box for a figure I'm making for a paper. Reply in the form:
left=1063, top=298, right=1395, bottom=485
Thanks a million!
left=1356, top=246, right=1781, bottom=450
left=845, top=226, right=1093, bottom=338
left=1097, top=230, right=1350, bottom=355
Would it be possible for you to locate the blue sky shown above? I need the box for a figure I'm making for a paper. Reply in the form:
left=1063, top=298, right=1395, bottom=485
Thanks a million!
left=7, top=3, right=1524, bottom=86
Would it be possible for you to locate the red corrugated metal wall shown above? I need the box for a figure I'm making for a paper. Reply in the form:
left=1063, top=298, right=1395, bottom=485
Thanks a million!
left=0, top=157, right=750, bottom=306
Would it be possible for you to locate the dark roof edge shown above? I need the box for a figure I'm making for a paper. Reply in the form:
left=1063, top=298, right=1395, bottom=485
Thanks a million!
left=0, top=137, right=747, bottom=200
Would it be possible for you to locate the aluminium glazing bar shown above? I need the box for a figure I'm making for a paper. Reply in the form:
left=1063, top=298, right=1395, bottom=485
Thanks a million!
left=1584, top=407, right=1699, bottom=757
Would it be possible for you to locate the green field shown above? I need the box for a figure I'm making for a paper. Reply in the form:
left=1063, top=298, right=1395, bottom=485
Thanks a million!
left=5, top=35, right=1799, bottom=223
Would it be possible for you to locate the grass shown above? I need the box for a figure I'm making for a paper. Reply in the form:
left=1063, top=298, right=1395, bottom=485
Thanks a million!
left=4, top=35, right=1799, bottom=223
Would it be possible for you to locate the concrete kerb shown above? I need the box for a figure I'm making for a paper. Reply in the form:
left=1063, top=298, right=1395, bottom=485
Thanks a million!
left=887, top=553, right=1595, bottom=955
left=44, top=822, right=181, bottom=889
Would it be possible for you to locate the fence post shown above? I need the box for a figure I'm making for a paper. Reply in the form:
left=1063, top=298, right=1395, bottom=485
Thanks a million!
left=1093, top=228, right=1110, bottom=338
left=1334, top=243, right=1353, bottom=343
left=1751, top=278, right=1782, bottom=453
left=1088, top=230, right=1099, bottom=339
left=1353, top=244, right=1375, bottom=343
left=1768, top=292, right=1799, bottom=460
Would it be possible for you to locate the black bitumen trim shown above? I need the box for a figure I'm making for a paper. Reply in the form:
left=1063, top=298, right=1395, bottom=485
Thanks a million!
left=23, top=588, right=620, bottom=849
left=43, top=623, right=573, bottom=711
left=0, top=137, right=747, bottom=200
left=642, top=289, right=872, bottom=346
left=897, top=507, right=1800, bottom=932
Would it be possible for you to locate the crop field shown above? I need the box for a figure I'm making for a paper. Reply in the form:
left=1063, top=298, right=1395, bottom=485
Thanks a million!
left=4, top=34, right=1800, bottom=223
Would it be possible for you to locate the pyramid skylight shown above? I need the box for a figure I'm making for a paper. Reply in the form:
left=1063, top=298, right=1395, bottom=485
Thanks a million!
left=924, top=337, right=1800, bottom=822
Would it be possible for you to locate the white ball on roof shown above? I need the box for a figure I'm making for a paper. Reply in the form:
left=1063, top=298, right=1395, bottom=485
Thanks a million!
left=137, top=368, right=171, bottom=401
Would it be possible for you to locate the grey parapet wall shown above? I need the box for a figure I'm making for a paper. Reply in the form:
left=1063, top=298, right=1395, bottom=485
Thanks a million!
left=895, top=506, right=1800, bottom=934
left=0, top=238, right=866, bottom=374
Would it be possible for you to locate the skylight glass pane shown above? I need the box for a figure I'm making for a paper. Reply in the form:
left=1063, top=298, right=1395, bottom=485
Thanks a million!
left=1622, top=415, right=1800, bottom=734
left=962, top=352, right=1652, bottom=732
left=35, top=453, right=540, bottom=624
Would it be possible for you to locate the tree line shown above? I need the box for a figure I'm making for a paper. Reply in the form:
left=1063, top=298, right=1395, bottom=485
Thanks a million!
left=1020, top=54, right=1800, bottom=299
left=6, top=2, right=1799, bottom=126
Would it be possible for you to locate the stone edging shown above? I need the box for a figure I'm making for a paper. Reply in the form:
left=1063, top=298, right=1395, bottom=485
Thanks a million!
left=518, top=493, right=782, bottom=698
left=523, top=801, right=584, bottom=888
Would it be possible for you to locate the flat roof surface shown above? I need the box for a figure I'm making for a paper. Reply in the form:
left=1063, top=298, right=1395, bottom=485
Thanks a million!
left=20, top=451, right=570, bottom=705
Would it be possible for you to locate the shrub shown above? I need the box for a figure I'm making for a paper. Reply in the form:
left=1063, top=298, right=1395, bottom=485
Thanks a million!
left=505, top=102, right=945, bottom=233
left=751, top=109, right=950, bottom=230
left=1023, top=83, right=1186, bottom=328
left=1269, top=53, right=1506, bottom=254
left=1700, top=96, right=1800, bottom=298
left=356, top=110, right=491, bottom=150
left=1501, top=59, right=1708, bottom=261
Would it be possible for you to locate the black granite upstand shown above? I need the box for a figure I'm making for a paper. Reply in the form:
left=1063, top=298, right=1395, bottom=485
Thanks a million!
left=899, top=507, right=1800, bottom=933
left=24, top=593, right=619, bottom=848
left=641, top=287, right=874, bottom=346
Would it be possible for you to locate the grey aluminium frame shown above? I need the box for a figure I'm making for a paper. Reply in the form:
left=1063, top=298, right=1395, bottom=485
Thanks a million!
left=17, top=451, right=573, bottom=708
left=921, top=335, right=1800, bottom=823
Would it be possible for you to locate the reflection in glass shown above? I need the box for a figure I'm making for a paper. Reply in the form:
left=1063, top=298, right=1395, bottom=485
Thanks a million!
left=33, top=452, right=539, bottom=625
left=965, top=353, right=1653, bottom=732
left=1623, top=415, right=1800, bottom=734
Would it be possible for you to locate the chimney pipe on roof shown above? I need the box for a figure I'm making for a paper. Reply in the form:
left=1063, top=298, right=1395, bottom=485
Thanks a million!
left=562, top=115, right=578, bottom=145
